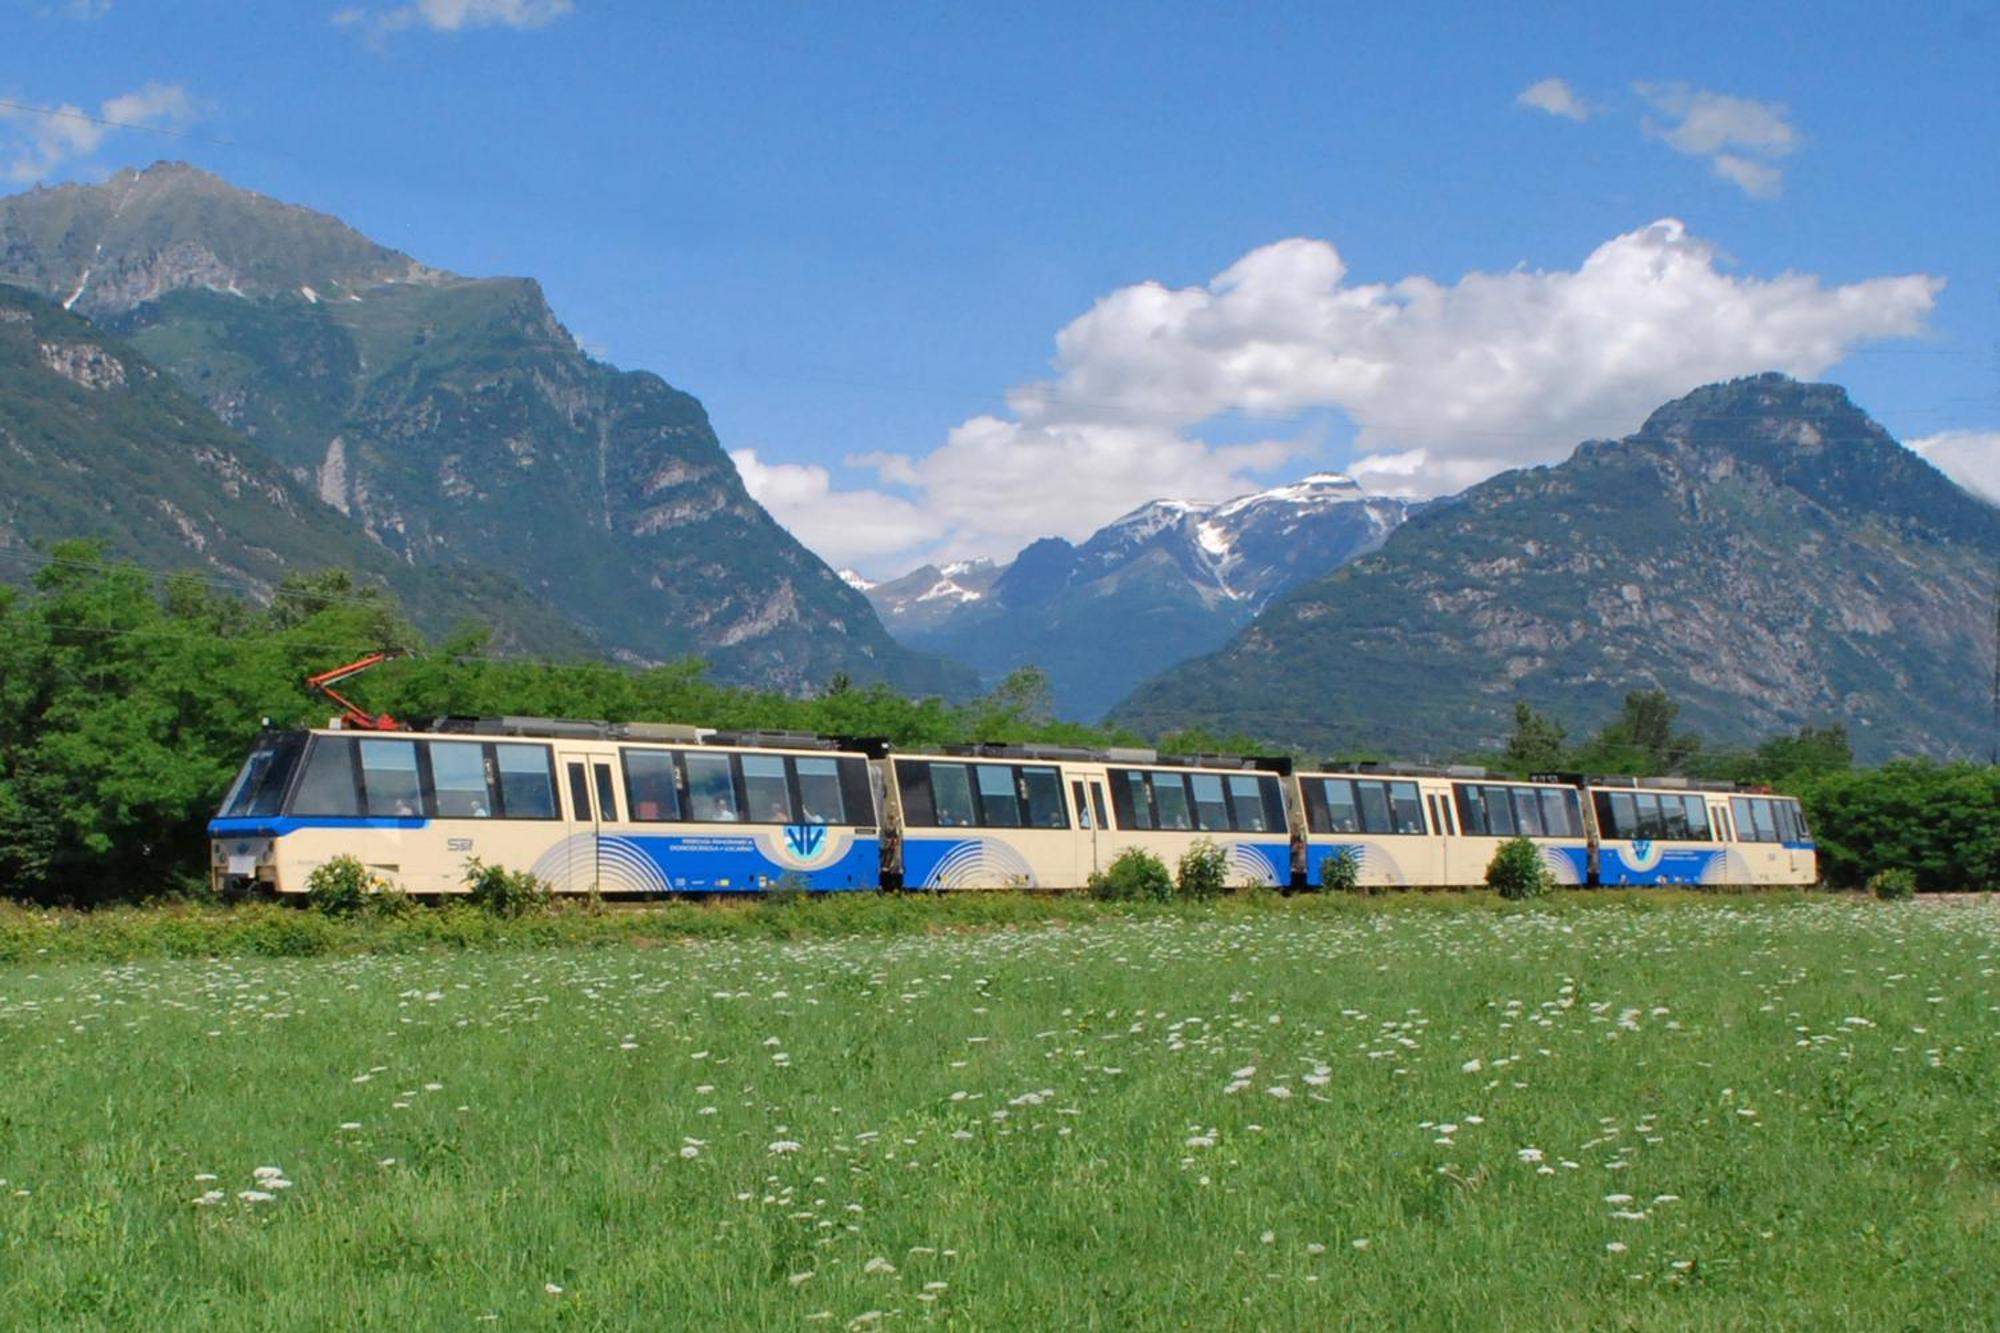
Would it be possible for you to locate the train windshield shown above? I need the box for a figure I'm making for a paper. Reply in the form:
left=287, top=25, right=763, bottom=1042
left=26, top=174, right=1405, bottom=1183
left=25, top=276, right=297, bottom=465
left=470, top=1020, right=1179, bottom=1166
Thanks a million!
left=217, top=732, right=308, bottom=818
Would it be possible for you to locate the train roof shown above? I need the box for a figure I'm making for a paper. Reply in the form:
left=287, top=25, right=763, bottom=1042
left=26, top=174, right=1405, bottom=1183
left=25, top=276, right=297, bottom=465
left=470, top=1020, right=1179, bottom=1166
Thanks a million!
left=310, top=715, right=888, bottom=755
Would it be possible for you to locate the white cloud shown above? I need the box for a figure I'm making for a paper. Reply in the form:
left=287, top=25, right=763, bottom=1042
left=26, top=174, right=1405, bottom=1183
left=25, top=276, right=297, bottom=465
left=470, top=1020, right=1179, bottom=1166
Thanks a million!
left=1638, top=83, right=1798, bottom=198
left=1516, top=78, right=1593, bottom=122
left=333, top=0, right=573, bottom=35
left=774, top=221, right=1939, bottom=575
left=1908, top=431, right=2000, bottom=504
left=52, top=0, right=112, bottom=18
left=731, top=448, right=948, bottom=566
left=1710, top=153, right=1783, bottom=200
left=0, top=82, right=195, bottom=183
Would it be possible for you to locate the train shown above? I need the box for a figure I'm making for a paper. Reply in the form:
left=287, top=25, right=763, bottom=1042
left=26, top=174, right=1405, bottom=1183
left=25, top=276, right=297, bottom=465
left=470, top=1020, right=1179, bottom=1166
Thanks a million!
left=207, top=715, right=1818, bottom=897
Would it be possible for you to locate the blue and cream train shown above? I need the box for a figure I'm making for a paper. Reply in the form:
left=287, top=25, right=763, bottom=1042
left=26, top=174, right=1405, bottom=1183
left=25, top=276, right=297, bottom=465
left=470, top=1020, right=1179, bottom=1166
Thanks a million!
left=208, top=718, right=1818, bottom=897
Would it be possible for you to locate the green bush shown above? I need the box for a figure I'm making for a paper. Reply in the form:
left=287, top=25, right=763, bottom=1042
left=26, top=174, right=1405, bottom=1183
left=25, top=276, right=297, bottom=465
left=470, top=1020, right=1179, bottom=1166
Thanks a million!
left=462, top=857, right=552, bottom=918
left=1319, top=847, right=1361, bottom=893
left=1486, top=837, right=1552, bottom=901
left=1868, top=867, right=1917, bottom=901
left=1796, top=762, right=1998, bottom=890
left=1088, top=848, right=1173, bottom=902
left=304, top=855, right=376, bottom=917
left=1176, top=839, right=1230, bottom=900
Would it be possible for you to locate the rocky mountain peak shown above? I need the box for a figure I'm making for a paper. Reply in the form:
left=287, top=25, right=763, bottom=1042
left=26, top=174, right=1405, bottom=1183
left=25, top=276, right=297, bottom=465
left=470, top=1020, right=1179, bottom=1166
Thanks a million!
left=0, top=160, right=436, bottom=319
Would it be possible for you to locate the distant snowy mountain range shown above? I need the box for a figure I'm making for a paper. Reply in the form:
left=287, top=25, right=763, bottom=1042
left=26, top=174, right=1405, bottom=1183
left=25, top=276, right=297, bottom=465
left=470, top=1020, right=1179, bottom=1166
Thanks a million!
left=856, top=473, right=1419, bottom=719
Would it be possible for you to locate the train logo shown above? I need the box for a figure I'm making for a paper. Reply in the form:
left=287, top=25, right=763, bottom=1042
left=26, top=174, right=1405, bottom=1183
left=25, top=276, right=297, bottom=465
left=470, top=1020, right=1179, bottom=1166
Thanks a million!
left=761, top=825, right=849, bottom=872
left=785, top=824, right=826, bottom=860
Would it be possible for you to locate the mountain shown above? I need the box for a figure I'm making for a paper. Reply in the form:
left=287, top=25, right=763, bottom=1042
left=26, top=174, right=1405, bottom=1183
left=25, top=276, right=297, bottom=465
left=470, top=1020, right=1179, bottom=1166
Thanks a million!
left=1112, top=375, right=2000, bottom=762
left=0, top=163, right=972, bottom=695
left=0, top=281, right=591, bottom=649
left=864, top=473, right=1412, bottom=719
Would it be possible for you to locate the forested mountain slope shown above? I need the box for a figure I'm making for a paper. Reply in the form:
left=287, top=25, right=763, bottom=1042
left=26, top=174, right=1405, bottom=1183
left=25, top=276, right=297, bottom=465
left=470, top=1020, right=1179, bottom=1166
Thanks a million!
left=0, top=282, right=590, bottom=651
left=0, top=163, right=971, bottom=695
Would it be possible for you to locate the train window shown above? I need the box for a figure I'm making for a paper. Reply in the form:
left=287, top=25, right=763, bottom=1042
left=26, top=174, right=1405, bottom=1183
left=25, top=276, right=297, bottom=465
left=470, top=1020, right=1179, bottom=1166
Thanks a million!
left=897, top=763, right=935, bottom=826
left=686, top=753, right=741, bottom=823
left=430, top=741, right=493, bottom=818
left=975, top=764, right=1022, bottom=827
left=1190, top=773, right=1230, bottom=830
left=1729, top=798, right=1754, bottom=841
left=623, top=750, right=682, bottom=822
left=1354, top=782, right=1392, bottom=834
left=1153, top=774, right=1194, bottom=831
left=1681, top=795, right=1710, bottom=840
left=1227, top=775, right=1268, bottom=832
left=743, top=755, right=794, bottom=824
left=1021, top=767, right=1066, bottom=829
left=1089, top=783, right=1108, bottom=829
left=358, top=739, right=422, bottom=817
left=932, top=764, right=979, bottom=827
left=1537, top=789, right=1572, bottom=838
left=1601, top=792, right=1635, bottom=839
left=1481, top=787, right=1515, bottom=836
left=1750, top=799, right=1779, bottom=843
left=1785, top=800, right=1810, bottom=841
left=1322, top=780, right=1361, bottom=833
left=593, top=763, right=620, bottom=823
left=1389, top=782, right=1425, bottom=834
left=1453, top=785, right=1486, bottom=836
left=1070, top=780, right=1092, bottom=829
left=494, top=744, right=558, bottom=819
left=1629, top=792, right=1662, bottom=839
left=221, top=732, right=307, bottom=818
left=1512, top=788, right=1544, bottom=837
left=794, top=757, right=846, bottom=825
left=290, top=737, right=361, bottom=816
left=1658, top=794, right=1690, bottom=839
left=1110, top=770, right=1152, bottom=829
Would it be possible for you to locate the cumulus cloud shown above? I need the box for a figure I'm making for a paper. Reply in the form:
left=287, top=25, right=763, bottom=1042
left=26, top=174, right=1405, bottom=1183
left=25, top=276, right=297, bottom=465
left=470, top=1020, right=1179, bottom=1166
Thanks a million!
left=1638, top=83, right=1798, bottom=198
left=1907, top=431, right=2000, bottom=505
left=333, top=0, right=572, bottom=36
left=769, top=221, right=1940, bottom=575
left=0, top=82, right=196, bottom=183
left=1516, top=78, right=1593, bottom=122
left=731, top=448, right=948, bottom=566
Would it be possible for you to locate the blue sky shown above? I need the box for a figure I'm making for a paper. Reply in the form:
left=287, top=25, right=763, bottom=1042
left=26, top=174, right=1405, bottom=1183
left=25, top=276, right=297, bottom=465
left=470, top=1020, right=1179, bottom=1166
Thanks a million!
left=8, top=0, right=1998, bottom=573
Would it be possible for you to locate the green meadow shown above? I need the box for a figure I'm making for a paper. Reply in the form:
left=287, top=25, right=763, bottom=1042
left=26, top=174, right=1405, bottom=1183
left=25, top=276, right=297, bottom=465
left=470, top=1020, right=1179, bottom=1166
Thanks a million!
left=2, top=895, right=1995, bottom=1329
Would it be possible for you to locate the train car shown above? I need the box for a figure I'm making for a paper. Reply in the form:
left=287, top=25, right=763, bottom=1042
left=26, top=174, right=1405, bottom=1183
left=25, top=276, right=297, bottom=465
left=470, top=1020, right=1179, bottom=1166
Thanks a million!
left=882, top=746, right=1296, bottom=890
left=1583, top=777, right=1816, bottom=886
left=1295, top=766, right=1592, bottom=888
left=208, top=719, right=882, bottom=897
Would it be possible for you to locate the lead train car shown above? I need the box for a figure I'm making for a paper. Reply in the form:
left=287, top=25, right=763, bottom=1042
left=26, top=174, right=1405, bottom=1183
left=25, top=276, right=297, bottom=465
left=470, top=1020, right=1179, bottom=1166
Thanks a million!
left=209, top=721, right=882, bottom=897
left=1584, top=777, right=1815, bottom=886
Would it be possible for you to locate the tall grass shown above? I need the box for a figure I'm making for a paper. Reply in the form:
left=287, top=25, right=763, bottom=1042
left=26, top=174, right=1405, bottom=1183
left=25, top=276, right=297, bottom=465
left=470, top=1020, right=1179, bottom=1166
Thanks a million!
left=0, top=897, right=1990, bottom=1327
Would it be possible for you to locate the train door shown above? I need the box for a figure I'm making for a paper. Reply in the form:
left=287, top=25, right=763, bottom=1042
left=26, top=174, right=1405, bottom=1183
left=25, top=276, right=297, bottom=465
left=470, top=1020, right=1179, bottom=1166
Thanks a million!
left=559, top=751, right=600, bottom=891
left=1069, top=772, right=1111, bottom=883
left=1423, top=785, right=1453, bottom=886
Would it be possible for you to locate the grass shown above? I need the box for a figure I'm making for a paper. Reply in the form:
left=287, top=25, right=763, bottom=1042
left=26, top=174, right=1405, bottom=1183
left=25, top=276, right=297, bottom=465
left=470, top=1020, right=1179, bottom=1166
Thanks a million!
left=0, top=894, right=1994, bottom=1328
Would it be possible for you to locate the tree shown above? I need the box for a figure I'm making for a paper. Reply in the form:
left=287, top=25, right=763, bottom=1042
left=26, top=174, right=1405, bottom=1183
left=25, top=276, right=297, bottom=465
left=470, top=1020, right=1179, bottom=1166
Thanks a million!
left=1579, top=690, right=1703, bottom=774
left=1501, top=702, right=1568, bottom=773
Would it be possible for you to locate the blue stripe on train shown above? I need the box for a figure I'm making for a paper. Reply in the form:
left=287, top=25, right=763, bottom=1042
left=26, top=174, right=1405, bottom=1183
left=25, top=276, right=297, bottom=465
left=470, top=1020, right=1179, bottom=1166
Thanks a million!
left=1596, top=843, right=1722, bottom=886
left=209, top=816, right=427, bottom=836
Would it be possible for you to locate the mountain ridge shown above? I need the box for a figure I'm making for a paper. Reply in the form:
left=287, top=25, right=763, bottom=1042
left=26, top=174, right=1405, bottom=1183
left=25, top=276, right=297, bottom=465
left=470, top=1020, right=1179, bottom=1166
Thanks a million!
left=1111, top=373, right=1999, bottom=761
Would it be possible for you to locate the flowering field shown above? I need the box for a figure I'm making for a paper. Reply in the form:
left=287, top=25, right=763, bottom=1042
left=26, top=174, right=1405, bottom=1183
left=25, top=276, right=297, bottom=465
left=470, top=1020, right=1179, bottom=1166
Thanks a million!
left=2, top=898, right=1996, bottom=1328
